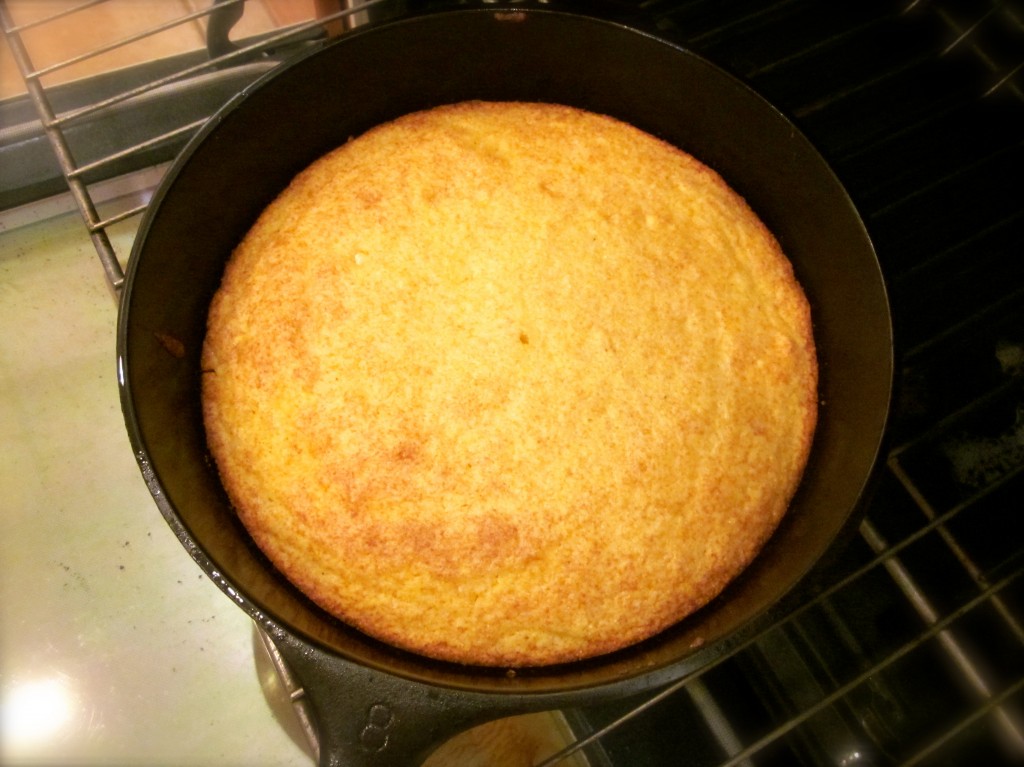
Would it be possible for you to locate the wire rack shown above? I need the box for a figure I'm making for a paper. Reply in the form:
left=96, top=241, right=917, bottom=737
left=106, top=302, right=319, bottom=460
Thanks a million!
left=3, top=0, right=1023, bottom=764
left=0, top=0, right=383, bottom=290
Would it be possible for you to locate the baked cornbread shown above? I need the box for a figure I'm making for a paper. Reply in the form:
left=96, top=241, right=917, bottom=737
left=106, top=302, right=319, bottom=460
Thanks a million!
left=201, top=101, right=817, bottom=667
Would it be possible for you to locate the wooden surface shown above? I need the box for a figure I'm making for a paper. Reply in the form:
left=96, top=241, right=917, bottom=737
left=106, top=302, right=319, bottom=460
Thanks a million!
left=1, top=0, right=319, bottom=100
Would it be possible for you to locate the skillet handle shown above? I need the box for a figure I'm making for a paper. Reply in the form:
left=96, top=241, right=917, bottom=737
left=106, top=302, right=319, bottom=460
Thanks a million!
left=267, top=627, right=537, bottom=767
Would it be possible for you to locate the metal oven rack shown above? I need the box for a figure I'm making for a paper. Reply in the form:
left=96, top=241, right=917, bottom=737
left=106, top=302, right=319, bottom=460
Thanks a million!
left=3, top=0, right=1023, bottom=764
left=0, top=0, right=388, bottom=290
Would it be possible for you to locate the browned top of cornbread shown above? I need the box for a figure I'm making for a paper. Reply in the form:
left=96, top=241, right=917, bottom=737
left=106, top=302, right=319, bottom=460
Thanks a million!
left=201, top=100, right=817, bottom=667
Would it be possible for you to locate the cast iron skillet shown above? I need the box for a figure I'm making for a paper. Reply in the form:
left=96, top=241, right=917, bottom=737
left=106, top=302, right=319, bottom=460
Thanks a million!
left=117, top=6, right=893, bottom=766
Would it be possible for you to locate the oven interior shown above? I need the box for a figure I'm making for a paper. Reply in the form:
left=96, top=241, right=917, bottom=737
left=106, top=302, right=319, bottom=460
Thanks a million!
left=1, top=0, right=1022, bottom=765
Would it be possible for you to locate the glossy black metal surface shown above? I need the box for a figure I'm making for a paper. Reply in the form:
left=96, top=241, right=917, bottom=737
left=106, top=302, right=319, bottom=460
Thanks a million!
left=118, top=6, right=891, bottom=765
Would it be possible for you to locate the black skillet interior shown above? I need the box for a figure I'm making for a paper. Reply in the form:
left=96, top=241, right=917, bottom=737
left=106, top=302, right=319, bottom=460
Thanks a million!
left=118, top=7, right=892, bottom=701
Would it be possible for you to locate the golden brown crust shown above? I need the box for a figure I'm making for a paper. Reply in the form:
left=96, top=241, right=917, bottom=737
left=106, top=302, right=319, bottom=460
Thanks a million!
left=201, top=101, right=817, bottom=667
